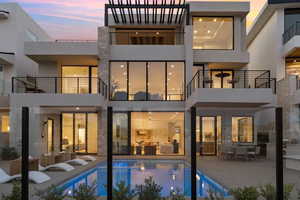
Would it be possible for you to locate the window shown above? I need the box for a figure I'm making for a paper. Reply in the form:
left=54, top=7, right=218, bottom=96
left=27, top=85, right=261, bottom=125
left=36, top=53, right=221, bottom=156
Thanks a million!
left=193, top=17, right=234, bottom=50
left=109, top=61, right=185, bottom=101
left=131, top=112, right=184, bottom=155
left=129, top=62, right=146, bottom=100
left=113, top=113, right=129, bottom=154
left=61, top=66, right=98, bottom=94
left=62, top=113, right=98, bottom=153
left=110, top=62, right=128, bottom=100
left=1, top=114, right=9, bottom=132
left=232, top=117, right=253, bottom=143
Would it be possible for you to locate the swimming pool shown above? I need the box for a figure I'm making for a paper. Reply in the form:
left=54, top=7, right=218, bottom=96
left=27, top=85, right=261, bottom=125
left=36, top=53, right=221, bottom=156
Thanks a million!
left=61, top=159, right=229, bottom=198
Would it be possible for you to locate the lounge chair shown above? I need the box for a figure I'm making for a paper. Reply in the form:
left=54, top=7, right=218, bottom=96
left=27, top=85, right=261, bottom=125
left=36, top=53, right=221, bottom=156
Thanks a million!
left=39, top=163, right=74, bottom=172
left=80, top=155, right=96, bottom=162
left=66, top=158, right=88, bottom=166
left=0, top=168, right=50, bottom=184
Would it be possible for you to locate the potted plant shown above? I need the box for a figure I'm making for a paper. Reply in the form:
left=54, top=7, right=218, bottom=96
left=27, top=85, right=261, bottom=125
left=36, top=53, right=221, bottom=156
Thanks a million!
left=260, top=184, right=294, bottom=200
left=113, top=181, right=136, bottom=200
left=135, top=176, right=163, bottom=200
left=229, top=186, right=260, bottom=200
left=1, top=146, right=19, bottom=160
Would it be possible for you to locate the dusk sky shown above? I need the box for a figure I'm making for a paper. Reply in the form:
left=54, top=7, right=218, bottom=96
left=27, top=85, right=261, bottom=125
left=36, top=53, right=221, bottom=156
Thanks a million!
left=2, top=0, right=266, bottom=40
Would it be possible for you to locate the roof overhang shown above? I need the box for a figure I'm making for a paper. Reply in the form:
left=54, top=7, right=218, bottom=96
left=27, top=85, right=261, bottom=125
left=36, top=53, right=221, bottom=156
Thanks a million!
left=0, top=52, right=14, bottom=65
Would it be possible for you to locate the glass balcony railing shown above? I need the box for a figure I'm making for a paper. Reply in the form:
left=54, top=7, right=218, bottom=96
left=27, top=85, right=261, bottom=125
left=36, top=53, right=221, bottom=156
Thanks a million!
left=283, top=21, right=300, bottom=44
left=186, top=69, right=276, bottom=98
left=12, top=76, right=108, bottom=98
left=109, top=32, right=184, bottom=45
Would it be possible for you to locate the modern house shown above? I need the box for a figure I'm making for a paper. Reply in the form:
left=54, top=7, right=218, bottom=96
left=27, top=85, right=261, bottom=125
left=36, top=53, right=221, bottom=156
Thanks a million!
left=247, top=0, right=300, bottom=165
left=0, top=1, right=278, bottom=160
left=0, top=3, right=50, bottom=150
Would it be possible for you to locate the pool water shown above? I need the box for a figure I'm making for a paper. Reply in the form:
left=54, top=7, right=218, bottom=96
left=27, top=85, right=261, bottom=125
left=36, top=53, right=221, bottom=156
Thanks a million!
left=61, top=159, right=229, bottom=198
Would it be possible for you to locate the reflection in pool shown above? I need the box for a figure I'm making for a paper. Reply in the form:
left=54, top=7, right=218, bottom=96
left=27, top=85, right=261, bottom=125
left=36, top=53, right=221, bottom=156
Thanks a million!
left=61, top=159, right=229, bottom=198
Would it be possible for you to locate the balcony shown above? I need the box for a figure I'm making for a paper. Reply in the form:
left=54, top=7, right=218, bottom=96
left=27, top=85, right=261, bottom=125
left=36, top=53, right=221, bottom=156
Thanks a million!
left=186, top=70, right=276, bottom=107
left=10, top=76, right=108, bottom=107
left=283, top=22, right=300, bottom=57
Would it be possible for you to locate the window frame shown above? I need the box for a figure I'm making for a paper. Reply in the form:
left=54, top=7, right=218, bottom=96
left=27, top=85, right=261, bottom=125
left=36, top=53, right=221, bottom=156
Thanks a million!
left=231, top=116, right=254, bottom=144
left=192, top=16, right=235, bottom=51
left=109, top=61, right=186, bottom=101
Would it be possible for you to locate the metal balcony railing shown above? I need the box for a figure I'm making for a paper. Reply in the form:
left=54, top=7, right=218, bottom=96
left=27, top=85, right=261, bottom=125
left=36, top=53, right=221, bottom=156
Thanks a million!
left=109, top=32, right=184, bottom=45
left=186, top=70, right=276, bottom=98
left=283, top=22, right=300, bottom=44
left=12, top=76, right=108, bottom=99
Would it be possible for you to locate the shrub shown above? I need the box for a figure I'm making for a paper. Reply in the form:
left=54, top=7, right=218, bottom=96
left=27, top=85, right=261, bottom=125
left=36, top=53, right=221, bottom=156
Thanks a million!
left=168, top=188, right=185, bottom=200
left=112, top=181, right=136, bottom=200
left=35, top=185, right=67, bottom=200
left=1, top=182, right=21, bottom=200
left=1, top=146, right=19, bottom=160
left=205, top=188, right=225, bottom=200
left=229, top=186, right=260, bottom=200
left=135, top=176, right=163, bottom=200
left=259, top=184, right=294, bottom=200
left=72, top=183, right=97, bottom=200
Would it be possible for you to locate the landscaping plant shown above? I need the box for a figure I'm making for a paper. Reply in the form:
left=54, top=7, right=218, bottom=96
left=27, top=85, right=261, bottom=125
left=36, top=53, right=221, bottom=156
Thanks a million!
left=1, top=182, right=21, bottom=200
left=0, top=146, right=19, bottom=160
left=229, top=186, right=260, bottom=200
left=112, top=181, right=136, bottom=200
left=35, top=185, right=67, bottom=200
left=168, top=188, right=185, bottom=200
left=72, top=183, right=97, bottom=200
left=135, top=176, right=163, bottom=200
left=259, top=184, right=294, bottom=200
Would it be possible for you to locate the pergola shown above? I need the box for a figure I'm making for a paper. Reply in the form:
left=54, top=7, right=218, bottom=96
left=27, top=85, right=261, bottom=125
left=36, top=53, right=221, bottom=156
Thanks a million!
left=104, top=0, right=190, bottom=26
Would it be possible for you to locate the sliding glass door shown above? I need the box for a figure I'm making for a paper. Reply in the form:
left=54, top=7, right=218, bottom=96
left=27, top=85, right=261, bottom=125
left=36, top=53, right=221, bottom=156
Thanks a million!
left=113, top=113, right=130, bottom=155
left=61, top=113, right=98, bottom=153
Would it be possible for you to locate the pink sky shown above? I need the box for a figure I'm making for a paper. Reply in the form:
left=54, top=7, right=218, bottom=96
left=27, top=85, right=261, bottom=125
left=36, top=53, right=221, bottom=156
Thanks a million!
left=3, top=0, right=267, bottom=40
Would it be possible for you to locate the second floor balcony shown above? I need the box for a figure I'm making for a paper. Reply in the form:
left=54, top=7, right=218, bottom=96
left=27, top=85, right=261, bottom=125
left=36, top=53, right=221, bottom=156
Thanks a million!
left=186, top=69, right=276, bottom=107
left=12, top=76, right=108, bottom=98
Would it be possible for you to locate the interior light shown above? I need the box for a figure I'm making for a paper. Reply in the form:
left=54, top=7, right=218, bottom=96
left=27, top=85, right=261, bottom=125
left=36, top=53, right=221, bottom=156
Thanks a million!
left=198, top=18, right=202, bottom=22
left=168, top=72, right=172, bottom=76
left=207, top=30, right=211, bottom=34
left=196, top=174, right=200, bottom=180
left=7, top=126, right=10, bottom=131
left=123, top=72, right=127, bottom=76
left=120, top=64, right=124, bottom=68
left=294, top=60, right=297, bottom=63
left=156, top=32, right=159, bottom=35
left=171, top=65, right=175, bottom=68
left=168, top=78, right=171, bottom=81
left=135, top=32, right=138, bottom=35
left=193, top=30, right=198, bottom=34
left=76, top=107, right=80, bottom=110
left=213, top=18, right=217, bottom=22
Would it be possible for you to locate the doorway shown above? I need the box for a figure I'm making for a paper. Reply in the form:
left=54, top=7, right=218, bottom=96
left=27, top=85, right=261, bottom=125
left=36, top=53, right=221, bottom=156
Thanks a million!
left=210, top=70, right=233, bottom=88
left=198, top=116, right=222, bottom=156
left=61, top=113, right=98, bottom=153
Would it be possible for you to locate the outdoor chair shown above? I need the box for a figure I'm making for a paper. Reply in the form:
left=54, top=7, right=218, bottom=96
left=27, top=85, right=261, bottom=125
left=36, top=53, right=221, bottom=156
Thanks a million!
left=248, top=146, right=261, bottom=160
left=0, top=168, right=50, bottom=184
left=235, top=147, right=249, bottom=160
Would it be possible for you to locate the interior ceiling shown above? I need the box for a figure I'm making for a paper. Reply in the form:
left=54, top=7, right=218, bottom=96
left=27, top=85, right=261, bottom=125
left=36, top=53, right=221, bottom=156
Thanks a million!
left=286, top=48, right=300, bottom=57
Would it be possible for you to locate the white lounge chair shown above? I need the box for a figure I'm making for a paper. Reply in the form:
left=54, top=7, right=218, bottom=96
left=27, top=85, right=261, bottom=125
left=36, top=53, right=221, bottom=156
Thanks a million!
left=66, top=158, right=88, bottom=166
left=0, top=168, right=50, bottom=184
left=80, top=155, right=96, bottom=162
left=39, top=163, right=74, bottom=172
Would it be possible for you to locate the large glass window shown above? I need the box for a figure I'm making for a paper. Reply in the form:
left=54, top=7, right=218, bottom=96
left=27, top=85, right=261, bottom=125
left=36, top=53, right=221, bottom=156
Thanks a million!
left=113, top=113, right=129, bottom=154
left=62, top=113, right=98, bottom=153
left=232, top=116, right=253, bottom=143
left=0, top=113, right=9, bottom=132
left=110, top=61, right=185, bottom=101
left=131, top=112, right=184, bottom=155
left=110, top=62, right=128, bottom=100
left=193, top=17, right=234, bottom=50
left=167, top=62, right=185, bottom=100
left=129, top=62, right=147, bottom=100
left=62, top=66, right=98, bottom=94
left=148, top=62, right=165, bottom=100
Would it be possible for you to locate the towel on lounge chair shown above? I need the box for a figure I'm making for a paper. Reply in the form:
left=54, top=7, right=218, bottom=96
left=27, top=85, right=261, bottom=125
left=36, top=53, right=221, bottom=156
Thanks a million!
left=39, top=163, right=74, bottom=172
left=66, top=158, right=88, bottom=166
left=80, top=155, right=96, bottom=162
left=0, top=168, right=50, bottom=184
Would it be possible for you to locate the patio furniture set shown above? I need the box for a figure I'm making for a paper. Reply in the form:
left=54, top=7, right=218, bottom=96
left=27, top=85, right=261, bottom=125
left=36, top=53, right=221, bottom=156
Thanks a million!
left=219, top=145, right=261, bottom=160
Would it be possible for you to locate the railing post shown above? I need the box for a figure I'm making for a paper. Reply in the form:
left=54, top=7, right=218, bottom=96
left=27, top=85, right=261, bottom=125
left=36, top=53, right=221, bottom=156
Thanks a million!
left=276, top=107, right=283, bottom=200
left=22, top=107, right=29, bottom=200
left=268, top=70, right=271, bottom=88
left=54, top=77, right=57, bottom=93
left=197, top=70, right=200, bottom=89
left=12, top=77, right=14, bottom=93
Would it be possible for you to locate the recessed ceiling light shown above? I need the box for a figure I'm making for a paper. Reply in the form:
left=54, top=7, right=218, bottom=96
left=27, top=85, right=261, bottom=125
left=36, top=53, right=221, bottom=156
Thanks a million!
left=168, top=72, right=172, bottom=76
left=199, top=18, right=202, bottom=22
left=207, top=30, right=211, bottom=34
left=213, top=18, right=217, bottom=22
left=120, top=64, right=124, bottom=68
left=193, top=30, right=198, bottom=34
left=76, top=107, right=80, bottom=110
left=171, top=65, right=175, bottom=68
